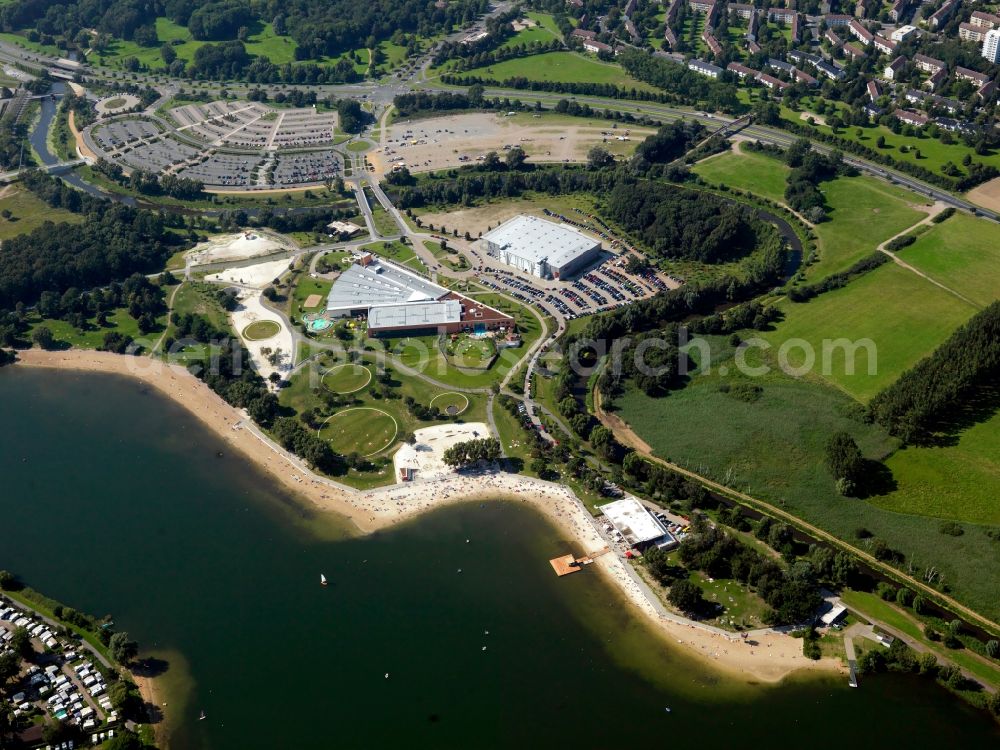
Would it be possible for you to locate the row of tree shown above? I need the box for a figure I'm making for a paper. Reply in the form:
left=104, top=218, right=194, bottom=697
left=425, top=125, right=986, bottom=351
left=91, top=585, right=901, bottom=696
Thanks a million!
left=868, top=302, right=1000, bottom=443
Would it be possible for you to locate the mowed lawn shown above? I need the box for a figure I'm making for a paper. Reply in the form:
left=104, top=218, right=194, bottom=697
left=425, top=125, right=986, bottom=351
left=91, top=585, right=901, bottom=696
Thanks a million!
left=460, top=51, right=655, bottom=90
left=764, top=262, right=978, bottom=402
left=692, top=148, right=790, bottom=204
left=897, top=213, right=1000, bottom=308
left=809, top=175, right=927, bottom=280
left=0, top=189, right=83, bottom=240
left=875, top=409, right=1000, bottom=525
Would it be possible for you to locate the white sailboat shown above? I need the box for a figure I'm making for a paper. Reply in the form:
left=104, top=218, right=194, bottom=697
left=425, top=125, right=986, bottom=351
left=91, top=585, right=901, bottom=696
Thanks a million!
left=320, top=574, right=328, bottom=586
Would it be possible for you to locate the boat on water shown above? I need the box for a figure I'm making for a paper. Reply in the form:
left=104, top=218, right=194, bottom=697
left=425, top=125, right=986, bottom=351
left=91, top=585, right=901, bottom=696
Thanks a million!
left=321, top=574, right=328, bottom=586
left=199, top=711, right=206, bottom=721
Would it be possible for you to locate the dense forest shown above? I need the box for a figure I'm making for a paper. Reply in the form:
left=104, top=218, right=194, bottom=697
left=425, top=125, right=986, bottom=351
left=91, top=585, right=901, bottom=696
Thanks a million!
left=2, top=0, right=487, bottom=61
left=604, top=180, right=758, bottom=263
left=868, top=302, right=1000, bottom=443
left=0, top=207, right=173, bottom=311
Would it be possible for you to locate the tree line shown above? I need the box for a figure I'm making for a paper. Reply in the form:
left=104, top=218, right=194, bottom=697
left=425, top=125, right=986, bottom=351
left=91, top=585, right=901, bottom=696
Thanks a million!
left=442, top=437, right=502, bottom=467
left=868, top=302, right=1000, bottom=443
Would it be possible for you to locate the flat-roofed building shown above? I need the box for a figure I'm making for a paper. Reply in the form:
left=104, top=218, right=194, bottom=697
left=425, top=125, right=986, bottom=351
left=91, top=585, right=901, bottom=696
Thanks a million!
left=600, top=498, right=677, bottom=550
left=326, top=258, right=513, bottom=335
left=483, top=215, right=602, bottom=279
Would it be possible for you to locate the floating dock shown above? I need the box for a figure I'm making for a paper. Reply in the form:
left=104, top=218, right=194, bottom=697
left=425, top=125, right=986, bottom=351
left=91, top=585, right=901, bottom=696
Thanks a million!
left=549, top=547, right=612, bottom=576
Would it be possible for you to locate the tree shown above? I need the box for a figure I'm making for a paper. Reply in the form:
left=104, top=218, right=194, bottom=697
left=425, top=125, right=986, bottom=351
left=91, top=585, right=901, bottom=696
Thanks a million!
left=586, top=145, right=614, bottom=170
left=31, top=326, right=55, bottom=349
left=10, top=627, right=32, bottom=658
left=0, top=651, right=19, bottom=687
left=0, top=570, right=16, bottom=590
left=985, top=639, right=999, bottom=659
left=109, top=631, right=138, bottom=665
left=105, top=730, right=143, bottom=750
left=667, top=579, right=706, bottom=615
left=505, top=146, right=527, bottom=170
left=160, top=43, right=177, bottom=65
left=825, top=431, right=864, bottom=494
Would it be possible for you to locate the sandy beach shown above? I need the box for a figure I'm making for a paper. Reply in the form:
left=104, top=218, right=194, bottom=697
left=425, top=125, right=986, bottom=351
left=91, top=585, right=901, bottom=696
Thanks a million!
left=14, top=350, right=842, bottom=693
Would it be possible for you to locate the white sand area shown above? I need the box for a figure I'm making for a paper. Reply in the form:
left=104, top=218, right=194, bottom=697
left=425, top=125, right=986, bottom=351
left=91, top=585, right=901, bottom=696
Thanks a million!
left=231, top=292, right=294, bottom=382
left=393, top=422, right=491, bottom=481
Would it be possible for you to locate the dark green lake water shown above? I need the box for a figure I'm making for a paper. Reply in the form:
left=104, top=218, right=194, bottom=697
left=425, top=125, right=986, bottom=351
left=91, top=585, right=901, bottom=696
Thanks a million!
left=1, top=367, right=998, bottom=749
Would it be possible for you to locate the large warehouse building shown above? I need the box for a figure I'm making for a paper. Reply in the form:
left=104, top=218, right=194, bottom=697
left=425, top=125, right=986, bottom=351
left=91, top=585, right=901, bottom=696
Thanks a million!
left=325, top=256, right=513, bottom=336
left=482, top=215, right=602, bottom=279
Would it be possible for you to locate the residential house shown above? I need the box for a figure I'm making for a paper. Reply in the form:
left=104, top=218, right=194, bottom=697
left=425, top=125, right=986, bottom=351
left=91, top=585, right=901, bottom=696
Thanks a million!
left=844, top=41, right=867, bottom=59
left=874, top=35, right=897, bottom=55
left=913, top=53, right=945, bottom=75
left=883, top=55, right=906, bottom=80
left=794, top=68, right=819, bottom=86
left=923, top=67, right=946, bottom=90
left=970, top=10, right=1000, bottom=28
left=848, top=19, right=874, bottom=45
left=895, top=108, right=928, bottom=126
left=768, top=7, right=796, bottom=23
left=816, top=59, right=846, bottom=79
left=703, top=31, right=723, bottom=55
left=955, top=66, right=990, bottom=86
left=960, top=22, right=987, bottom=44
left=890, top=24, right=917, bottom=42
left=729, top=3, right=755, bottom=20
left=727, top=61, right=758, bottom=79
left=825, top=13, right=853, bottom=27
left=688, top=59, right=723, bottom=78
left=768, top=57, right=795, bottom=75
left=867, top=79, right=882, bottom=101
left=926, top=0, right=956, bottom=30
left=757, top=72, right=791, bottom=91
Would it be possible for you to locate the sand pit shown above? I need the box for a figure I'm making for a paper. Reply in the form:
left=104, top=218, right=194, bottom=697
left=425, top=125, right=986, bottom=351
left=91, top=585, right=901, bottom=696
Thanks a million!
left=371, top=112, right=653, bottom=175
left=966, top=176, right=1000, bottom=213
left=303, top=294, right=323, bottom=309
left=187, top=231, right=290, bottom=267
left=231, top=292, right=293, bottom=382
left=393, top=422, right=490, bottom=480
left=207, top=257, right=292, bottom=289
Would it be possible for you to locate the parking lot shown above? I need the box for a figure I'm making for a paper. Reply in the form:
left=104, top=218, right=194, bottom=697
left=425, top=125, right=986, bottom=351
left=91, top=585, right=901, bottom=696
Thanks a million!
left=269, top=151, right=341, bottom=187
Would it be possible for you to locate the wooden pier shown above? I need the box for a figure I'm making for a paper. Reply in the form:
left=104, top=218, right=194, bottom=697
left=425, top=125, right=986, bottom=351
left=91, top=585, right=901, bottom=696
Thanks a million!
left=549, top=547, right=612, bottom=576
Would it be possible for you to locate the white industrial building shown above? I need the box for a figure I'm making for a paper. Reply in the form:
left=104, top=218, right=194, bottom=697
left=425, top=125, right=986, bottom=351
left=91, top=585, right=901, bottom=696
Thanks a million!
left=481, top=215, right=602, bottom=279
left=599, top=497, right=677, bottom=551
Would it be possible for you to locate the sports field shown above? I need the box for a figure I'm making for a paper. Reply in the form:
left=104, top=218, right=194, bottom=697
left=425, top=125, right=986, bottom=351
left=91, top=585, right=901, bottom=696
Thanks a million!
left=322, top=364, right=372, bottom=393
left=458, top=51, right=654, bottom=90
left=692, top=148, right=790, bottom=204
left=894, top=213, right=1000, bottom=308
left=318, top=408, right=398, bottom=456
left=764, top=262, right=978, bottom=402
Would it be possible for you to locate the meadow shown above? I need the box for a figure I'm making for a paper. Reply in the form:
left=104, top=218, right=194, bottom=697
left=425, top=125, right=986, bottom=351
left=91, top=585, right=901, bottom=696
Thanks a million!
left=693, top=148, right=928, bottom=280
left=896, top=212, right=1000, bottom=308
left=457, top=51, right=655, bottom=90
left=763, top=261, right=978, bottom=401
left=612, top=342, right=1000, bottom=622
left=0, top=189, right=83, bottom=240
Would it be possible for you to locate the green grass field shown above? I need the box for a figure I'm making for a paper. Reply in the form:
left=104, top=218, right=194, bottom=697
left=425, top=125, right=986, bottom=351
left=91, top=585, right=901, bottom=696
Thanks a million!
left=693, top=148, right=790, bottom=204
left=26, top=308, right=165, bottom=351
left=895, top=213, right=1000, bottom=308
left=875, top=408, right=1000, bottom=526
left=809, top=176, right=927, bottom=280
left=242, top=320, right=281, bottom=341
left=429, top=391, right=469, bottom=415
left=318, top=407, right=398, bottom=456
left=322, top=363, right=372, bottom=393
left=764, top=262, right=978, bottom=401
left=613, top=339, right=1000, bottom=622
left=457, top=51, right=655, bottom=90
left=0, top=189, right=83, bottom=240
left=692, top=149, right=927, bottom=281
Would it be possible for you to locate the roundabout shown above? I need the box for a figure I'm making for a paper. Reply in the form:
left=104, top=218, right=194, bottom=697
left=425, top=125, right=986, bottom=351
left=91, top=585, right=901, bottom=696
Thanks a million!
left=95, top=94, right=141, bottom=116
left=429, top=391, right=469, bottom=416
left=321, top=363, right=372, bottom=394
left=317, top=407, right=398, bottom=456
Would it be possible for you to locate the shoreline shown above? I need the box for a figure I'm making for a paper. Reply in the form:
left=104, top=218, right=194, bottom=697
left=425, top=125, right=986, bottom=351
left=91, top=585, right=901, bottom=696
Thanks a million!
left=12, top=350, right=842, bottom=714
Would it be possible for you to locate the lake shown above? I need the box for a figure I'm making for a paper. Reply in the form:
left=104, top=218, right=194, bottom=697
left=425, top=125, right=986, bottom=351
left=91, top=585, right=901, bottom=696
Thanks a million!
left=1, top=367, right=998, bottom=748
